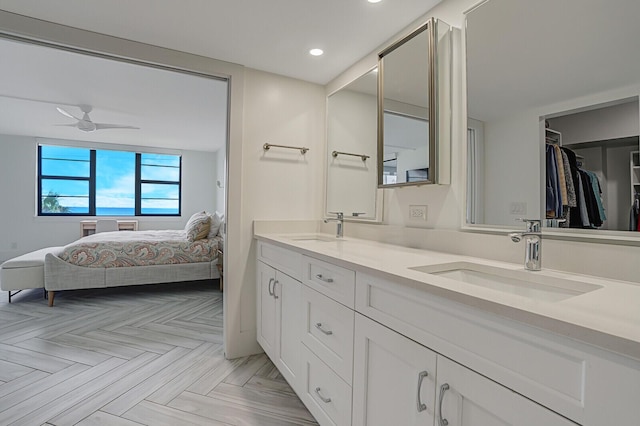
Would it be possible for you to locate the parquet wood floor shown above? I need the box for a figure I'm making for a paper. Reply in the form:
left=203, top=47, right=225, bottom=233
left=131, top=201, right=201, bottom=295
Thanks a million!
left=0, top=282, right=318, bottom=425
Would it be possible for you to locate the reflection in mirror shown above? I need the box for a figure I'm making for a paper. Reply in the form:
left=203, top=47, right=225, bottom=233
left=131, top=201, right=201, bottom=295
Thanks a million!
left=465, top=0, right=640, bottom=237
left=380, top=26, right=430, bottom=185
left=326, top=68, right=380, bottom=220
left=378, top=18, right=451, bottom=187
left=543, top=99, right=639, bottom=231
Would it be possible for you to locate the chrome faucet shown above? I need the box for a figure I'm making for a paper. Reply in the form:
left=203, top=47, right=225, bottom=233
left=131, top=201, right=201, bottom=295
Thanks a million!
left=324, top=212, right=344, bottom=238
left=508, top=218, right=542, bottom=271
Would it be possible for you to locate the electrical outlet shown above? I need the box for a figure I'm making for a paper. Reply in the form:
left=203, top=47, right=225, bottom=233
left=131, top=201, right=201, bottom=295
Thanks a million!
left=409, top=205, right=427, bottom=221
left=509, top=202, right=527, bottom=215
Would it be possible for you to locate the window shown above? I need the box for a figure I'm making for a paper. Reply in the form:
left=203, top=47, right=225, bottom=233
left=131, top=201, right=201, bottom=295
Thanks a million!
left=38, top=145, right=181, bottom=216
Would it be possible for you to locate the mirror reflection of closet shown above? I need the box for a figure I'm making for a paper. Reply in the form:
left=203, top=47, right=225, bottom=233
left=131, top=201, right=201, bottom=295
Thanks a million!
left=326, top=67, right=381, bottom=221
left=464, top=0, right=640, bottom=240
left=544, top=98, right=639, bottom=232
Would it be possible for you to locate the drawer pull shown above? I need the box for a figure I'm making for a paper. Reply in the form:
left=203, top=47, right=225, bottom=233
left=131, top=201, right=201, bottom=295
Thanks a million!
left=438, top=383, right=450, bottom=426
left=417, top=370, right=428, bottom=412
left=315, top=274, right=334, bottom=283
left=267, top=278, right=274, bottom=296
left=315, top=322, right=333, bottom=335
left=273, top=280, right=279, bottom=299
left=315, top=387, right=332, bottom=403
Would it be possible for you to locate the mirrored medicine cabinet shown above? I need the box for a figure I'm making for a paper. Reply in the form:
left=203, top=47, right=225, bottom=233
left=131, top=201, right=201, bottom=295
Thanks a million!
left=465, top=0, right=640, bottom=242
left=378, top=17, right=451, bottom=188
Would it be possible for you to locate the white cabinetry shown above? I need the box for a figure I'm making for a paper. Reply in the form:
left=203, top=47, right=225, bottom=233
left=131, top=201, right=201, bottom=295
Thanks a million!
left=352, top=313, right=436, bottom=426
left=301, top=285, right=354, bottom=383
left=299, top=255, right=356, bottom=426
left=256, top=242, right=303, bottom=392
left=255, top=238, right=640, bottom=426
left=300, top=344, right=353, bottom=426
left=256, top=261, right=278, bottom=356
left=436, top=356, right=577, bottom=426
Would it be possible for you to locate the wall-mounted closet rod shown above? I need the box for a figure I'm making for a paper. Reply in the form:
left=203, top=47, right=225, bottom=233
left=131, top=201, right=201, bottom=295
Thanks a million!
left=332, top=150, right=370, bottom=161
left=263, top=143, right=308, bottom=154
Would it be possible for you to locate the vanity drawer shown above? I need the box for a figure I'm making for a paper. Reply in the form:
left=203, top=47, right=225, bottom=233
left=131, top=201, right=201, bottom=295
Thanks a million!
left=355, top=272, right=589, bottom=424
left=302, top=285, right=355, bottom=384
left=301, top=344, right=352, bottom=426
left=303, top=255, right=355, bottom=308
left=257, top=241, right=302, bottom=281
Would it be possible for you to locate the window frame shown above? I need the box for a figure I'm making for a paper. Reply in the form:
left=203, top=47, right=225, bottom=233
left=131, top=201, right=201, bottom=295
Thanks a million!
left=38, top=144, right=182, bottom=217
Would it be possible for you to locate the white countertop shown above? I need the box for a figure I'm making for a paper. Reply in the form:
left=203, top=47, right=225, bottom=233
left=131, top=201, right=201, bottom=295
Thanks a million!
left=254, top=232, right=640, bottom=362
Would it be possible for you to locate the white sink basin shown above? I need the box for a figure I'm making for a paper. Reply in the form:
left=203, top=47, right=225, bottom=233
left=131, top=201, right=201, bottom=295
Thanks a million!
left=409, top=262, right=602, bottom=302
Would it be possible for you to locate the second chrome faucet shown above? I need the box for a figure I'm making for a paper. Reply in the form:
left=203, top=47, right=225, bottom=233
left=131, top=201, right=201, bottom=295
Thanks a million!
left=509, top=218, right=542, bottom=271
left=324, top=212, right=344, bottom=238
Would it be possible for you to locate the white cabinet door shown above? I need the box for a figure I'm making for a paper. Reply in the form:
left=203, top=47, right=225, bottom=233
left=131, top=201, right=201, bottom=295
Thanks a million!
left=352, top=313, right=437, bottom=426
left=257, top=261, right=277, bottom=358
left=275, top=271, right=302, bottom=390
left=256, top=260, right=303, bottom=394
left=436, top=356, right=578, bottom=426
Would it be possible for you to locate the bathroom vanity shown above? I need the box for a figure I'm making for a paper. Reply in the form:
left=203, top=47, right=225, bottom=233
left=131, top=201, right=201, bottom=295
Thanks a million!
left=254, top=231, right=640, bottom=426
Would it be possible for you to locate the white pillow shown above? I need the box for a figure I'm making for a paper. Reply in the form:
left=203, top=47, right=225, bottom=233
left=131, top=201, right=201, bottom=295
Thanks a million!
left=207, top=211, right=224, bottom=239
left=185, top=211, right=210, bottom=241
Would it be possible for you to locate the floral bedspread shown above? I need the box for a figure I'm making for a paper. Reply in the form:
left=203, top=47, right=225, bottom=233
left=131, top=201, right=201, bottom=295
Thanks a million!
left=59, top=230, right=220, bottom=268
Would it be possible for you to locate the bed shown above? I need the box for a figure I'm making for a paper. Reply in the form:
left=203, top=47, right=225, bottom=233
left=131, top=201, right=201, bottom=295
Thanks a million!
left=44, top=211, right=223, bottom=306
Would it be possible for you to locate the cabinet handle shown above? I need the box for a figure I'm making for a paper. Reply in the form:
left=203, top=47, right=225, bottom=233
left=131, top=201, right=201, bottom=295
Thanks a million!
left=267, top=278, right=274, bottom=296
left=273, top=280, right=279, bottom=299
left=315, top=387, right=332, bottom=403
left=416, top=371, right=428, bottom=412
left=315, top=274, right=334, bottom=283
left=315, top=322, right=333, bottom=335
left=438, top=383, right=450, bottom=426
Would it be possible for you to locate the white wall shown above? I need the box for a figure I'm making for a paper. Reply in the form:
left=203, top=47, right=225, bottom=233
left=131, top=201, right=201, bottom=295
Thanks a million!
left=0, top=133, right=218, bottom=262
left=482, top=111, right=541, bottom=226
left=215, top=143, right=226, bottom=215
left=550, top=101, right=639, bottom=145
left=396, top=144, right=429, bottom=183
left=228, top=68, right=325, bottom=357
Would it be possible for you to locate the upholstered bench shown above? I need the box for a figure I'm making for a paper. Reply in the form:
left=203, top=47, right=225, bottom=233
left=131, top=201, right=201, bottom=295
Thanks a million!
left=0, top=247, right=63, bottom=303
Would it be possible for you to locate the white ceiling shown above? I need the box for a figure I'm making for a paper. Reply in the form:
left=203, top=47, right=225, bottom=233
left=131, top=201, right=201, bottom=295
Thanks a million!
left=0, top=38, right=228, bottom=151
left=0, top=0, right=442, bottom=152
left=0, top=0, right=442, bottom=85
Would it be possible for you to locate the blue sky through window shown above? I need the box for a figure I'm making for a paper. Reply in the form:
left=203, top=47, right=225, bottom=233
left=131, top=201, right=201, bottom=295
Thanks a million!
left=96, top=150, right=135, bottom=211
left=40, top=145, right=180, bottom=215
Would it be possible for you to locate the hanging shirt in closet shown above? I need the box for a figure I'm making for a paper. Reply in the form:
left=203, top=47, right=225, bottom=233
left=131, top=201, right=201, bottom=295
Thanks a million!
left=562, top=147, right=594, bottom=228
left=545, top=145, right=563, bottom=218
left=584, top=170, right=606, bottom=223
left=553, top=145, right=568, bottom=207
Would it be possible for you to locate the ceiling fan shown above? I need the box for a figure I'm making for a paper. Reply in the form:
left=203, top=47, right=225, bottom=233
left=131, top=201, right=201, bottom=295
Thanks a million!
left=56, top=105, right=139, bottom=132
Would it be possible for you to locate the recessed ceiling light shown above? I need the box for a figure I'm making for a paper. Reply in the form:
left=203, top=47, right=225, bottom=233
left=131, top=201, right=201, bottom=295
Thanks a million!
left=368, top=0, right=382, bottom=3
left=309, top=48, right=324, bottom=56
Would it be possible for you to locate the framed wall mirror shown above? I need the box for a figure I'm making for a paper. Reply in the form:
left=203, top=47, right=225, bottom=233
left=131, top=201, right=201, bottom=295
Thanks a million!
left=326, top=67, right=382, bottom=221
left=378, top=18, right=451, bottom=187
left=465, top=0, right=640, bottom=240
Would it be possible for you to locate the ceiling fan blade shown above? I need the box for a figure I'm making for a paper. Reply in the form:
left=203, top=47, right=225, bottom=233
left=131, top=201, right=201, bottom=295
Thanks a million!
left=56, top=107, right=82, bottom=121
left=54, top=123, right=79, bottom=127
left=94, top=123, right=140, bottom=130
